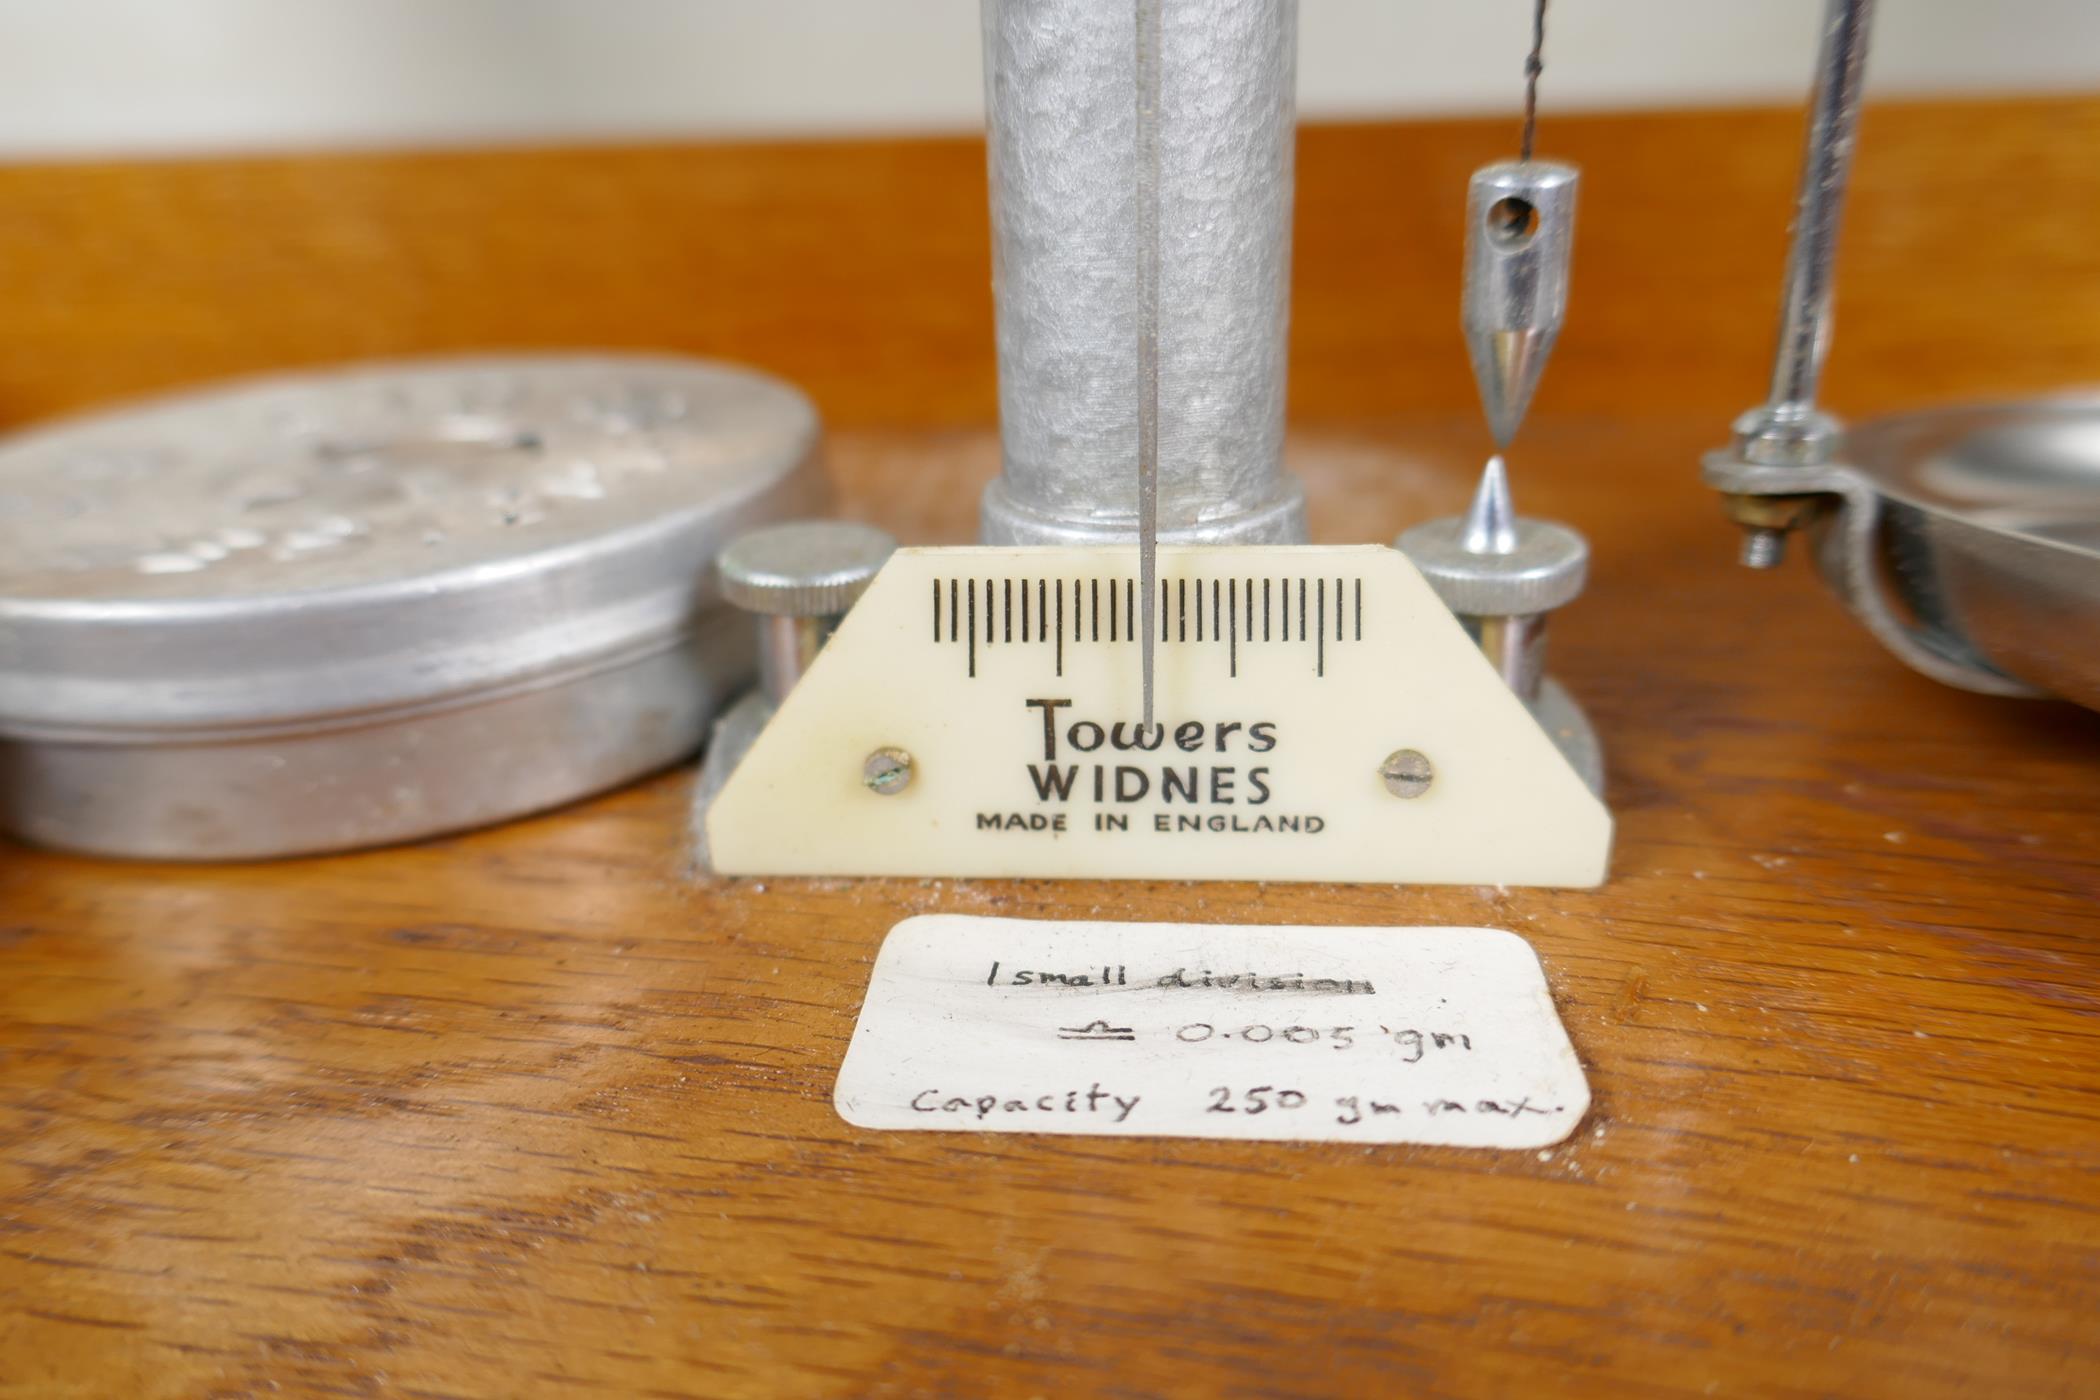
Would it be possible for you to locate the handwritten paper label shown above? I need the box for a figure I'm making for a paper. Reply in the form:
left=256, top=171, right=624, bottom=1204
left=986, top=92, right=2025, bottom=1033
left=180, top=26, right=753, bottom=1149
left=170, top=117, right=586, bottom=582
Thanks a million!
left=834, top=916, right=1590, bottom=1148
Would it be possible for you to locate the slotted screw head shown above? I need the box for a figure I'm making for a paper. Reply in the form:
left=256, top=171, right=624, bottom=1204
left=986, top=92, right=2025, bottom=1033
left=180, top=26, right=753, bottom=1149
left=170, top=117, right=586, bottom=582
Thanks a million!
left=1379, top=749, right=1434, bottom=799
left=863, top=747, right=914, bottom=795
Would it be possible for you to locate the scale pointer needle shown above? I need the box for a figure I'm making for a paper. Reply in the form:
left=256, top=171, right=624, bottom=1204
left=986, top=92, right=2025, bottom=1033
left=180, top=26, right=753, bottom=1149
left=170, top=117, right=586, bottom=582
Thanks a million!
left=1135, top=0, right=1161, bottom=728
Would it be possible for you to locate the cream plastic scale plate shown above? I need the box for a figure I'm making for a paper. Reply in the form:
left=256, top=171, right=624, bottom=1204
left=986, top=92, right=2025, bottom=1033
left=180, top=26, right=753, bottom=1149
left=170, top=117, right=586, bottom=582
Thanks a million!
left=706, top=545, right=1611, bottom=886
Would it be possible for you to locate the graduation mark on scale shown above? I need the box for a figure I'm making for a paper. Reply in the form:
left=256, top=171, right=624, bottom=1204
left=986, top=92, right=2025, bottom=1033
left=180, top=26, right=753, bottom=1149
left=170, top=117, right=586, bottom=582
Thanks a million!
left=929, top=572, right=1365, bottom=679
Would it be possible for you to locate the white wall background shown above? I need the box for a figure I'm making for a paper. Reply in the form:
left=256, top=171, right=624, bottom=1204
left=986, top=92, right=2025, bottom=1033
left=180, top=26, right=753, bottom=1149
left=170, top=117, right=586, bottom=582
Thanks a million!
left=0, top=1, right=2096, bottom=159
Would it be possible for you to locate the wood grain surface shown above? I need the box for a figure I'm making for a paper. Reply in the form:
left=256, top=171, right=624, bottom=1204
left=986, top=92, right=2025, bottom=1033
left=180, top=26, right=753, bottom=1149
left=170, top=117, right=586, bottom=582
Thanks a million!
left=3, top=99, right=2100, bottom=435
left=4, top=102, right=2100, bottom=1398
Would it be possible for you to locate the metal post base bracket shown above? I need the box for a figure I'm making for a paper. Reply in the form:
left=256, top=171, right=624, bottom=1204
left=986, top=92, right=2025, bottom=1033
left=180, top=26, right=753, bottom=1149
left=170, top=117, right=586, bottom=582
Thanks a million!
left=700, top=545, right=1610, bottom=887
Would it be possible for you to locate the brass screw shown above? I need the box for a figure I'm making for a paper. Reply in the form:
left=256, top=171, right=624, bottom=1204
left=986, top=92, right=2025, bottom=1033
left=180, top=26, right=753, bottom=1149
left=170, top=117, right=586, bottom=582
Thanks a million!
left=1379, top=749, right=1434, bottom=799
left=1720, top=492, right=1827, bottom=571
left=863, top=747, right=914, bottom=795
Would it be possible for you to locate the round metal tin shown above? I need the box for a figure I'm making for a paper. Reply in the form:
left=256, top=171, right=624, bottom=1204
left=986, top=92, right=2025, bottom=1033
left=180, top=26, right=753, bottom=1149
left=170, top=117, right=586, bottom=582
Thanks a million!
left=0, top=353, right=827, bottom=858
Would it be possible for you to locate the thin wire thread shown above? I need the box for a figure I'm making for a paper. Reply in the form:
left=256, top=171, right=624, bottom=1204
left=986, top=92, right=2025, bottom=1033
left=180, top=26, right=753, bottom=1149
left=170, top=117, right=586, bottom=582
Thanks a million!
left=1519, top=0, right=1547, bottom=161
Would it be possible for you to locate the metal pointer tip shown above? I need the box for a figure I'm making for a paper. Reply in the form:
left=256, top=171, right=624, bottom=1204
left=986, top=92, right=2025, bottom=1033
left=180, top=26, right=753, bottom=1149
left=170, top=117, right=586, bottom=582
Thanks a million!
left=1462, top=455, right=1520, bottom=556
left=1471, top=328, right=1552, bottom=451
left=1463, top=160, right=1578, bottom=452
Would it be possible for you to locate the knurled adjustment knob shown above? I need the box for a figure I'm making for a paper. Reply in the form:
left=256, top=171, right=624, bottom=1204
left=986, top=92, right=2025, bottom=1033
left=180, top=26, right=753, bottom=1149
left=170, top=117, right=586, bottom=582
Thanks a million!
left=1394, top=454, right=1586, bottom=619
left=1395, top=456, right=1589, bottom=704
left=718, top=520, right=896, bottom=704
left=718, top=520, right=897, bottom=618
left=1396, top=515, right=1588, bottom=618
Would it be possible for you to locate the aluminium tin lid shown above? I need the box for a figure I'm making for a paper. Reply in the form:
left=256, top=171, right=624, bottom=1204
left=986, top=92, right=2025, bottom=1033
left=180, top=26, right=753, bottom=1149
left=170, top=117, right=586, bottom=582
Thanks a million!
left=0, top=354, right=824, bottom=739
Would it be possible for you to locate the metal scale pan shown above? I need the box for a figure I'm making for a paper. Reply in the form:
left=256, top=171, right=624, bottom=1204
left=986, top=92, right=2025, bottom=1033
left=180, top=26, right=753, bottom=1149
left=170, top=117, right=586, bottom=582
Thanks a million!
left=1827, top=397, right=2100, bottom=709
left=1703, top=0, right=2100, bottom=716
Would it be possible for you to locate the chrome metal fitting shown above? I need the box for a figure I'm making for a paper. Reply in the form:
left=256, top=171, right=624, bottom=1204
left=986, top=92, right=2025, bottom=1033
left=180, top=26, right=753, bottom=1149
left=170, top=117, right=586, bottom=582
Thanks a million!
left=1398, top=456, right=1585, bottom=619
left=1398, top=517, right=1588, bottom=620
left=1464, top=159, right=1579, bottom=451
left=1396, top=458, right=1601, bottom=792
left=718, top=520, right=895, bottom=704
left=1710, top=0, right=1874, bottom=568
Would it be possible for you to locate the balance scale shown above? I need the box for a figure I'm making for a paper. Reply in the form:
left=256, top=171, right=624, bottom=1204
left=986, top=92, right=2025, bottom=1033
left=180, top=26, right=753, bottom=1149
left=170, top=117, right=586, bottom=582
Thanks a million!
left=7, top=0, right=2087, bottom=874
left=697, top=0, right=1611, bottom=890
